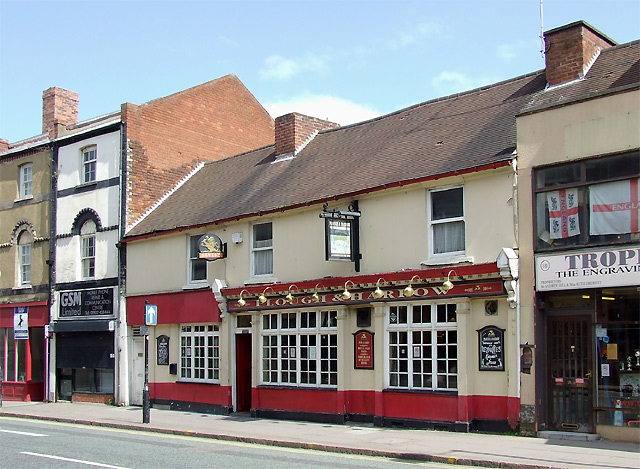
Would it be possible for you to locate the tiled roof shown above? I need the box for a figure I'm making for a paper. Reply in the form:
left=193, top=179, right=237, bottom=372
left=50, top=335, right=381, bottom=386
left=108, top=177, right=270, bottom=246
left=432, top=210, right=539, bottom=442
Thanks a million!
left=126, top=70, right=549, bottom=238
left=520, top=40, right=640, bottom=114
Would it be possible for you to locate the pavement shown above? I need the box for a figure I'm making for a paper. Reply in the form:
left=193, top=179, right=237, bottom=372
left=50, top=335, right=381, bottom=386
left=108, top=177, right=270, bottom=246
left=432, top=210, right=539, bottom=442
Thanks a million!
left=0, top=401, right=638, bottom=469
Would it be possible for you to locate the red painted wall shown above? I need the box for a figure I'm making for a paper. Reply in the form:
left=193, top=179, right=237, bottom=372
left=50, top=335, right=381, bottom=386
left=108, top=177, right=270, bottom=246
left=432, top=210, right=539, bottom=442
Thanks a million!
left=254, top=387, right=340, bottom=414
left=0, top=302, right=49, bottom=327
left=345, top=389, right=376, bottom=415
left=151, top=382, right=232, bottom=406
left=127, top=290, right=220, bottom=325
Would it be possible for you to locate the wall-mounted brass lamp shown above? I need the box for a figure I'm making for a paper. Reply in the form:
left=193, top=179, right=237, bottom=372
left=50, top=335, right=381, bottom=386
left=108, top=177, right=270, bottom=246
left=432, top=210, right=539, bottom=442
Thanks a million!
left=442, top=270, right=457, bottom=293
left=285, top=284, right=298, bottom=304
left=373, top=278, right=386, bottom=299
left=403, top=275, right=421, bottom=297
left=258, top=286, right=275, bottom=305
left=237, top=289, right=250, bottom=307
left=341, top=280, right=356, bottom=301
left=311, top=283, right=324, bottom=303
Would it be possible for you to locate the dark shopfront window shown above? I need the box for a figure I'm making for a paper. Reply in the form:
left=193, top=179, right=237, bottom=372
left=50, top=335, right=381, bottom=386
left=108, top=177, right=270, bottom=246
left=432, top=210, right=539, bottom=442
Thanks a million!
left=593, top=287, right=640, bottom=428
left=533, top=152, right=640, bottom=251
left=0, top=327, right=45, bottom=383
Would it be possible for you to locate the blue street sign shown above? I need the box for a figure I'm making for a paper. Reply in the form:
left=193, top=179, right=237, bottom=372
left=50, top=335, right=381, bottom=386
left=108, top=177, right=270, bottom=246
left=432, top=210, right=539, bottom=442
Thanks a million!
left=145, top=304, right=157, bottom=326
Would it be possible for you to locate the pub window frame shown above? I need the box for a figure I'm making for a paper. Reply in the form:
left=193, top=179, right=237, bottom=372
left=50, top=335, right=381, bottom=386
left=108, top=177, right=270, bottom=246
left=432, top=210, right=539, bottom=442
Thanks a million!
left=179, top=324, right=220, bottom=383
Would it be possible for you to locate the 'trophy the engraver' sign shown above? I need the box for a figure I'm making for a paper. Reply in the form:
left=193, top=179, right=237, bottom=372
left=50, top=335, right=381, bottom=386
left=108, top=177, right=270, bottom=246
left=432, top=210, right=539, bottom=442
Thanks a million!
left=536, top=246, right=639, bottom=291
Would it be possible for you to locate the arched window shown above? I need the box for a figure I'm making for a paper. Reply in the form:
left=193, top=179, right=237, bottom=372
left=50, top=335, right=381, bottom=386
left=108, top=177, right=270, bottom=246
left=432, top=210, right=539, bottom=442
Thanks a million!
left=80, top=220, right=96, bottom=279
left=17, top=230, right=33, bottom=286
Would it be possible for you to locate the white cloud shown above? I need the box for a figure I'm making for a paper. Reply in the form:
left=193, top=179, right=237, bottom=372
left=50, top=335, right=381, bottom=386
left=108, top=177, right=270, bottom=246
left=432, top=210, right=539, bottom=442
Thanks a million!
left=497, top=40, right=536, bottom=61
left=260, top=54, right=329, bottom=81
left=388, top=22, right=444, bottom=49
left=263, top=93, right=381, bottom=126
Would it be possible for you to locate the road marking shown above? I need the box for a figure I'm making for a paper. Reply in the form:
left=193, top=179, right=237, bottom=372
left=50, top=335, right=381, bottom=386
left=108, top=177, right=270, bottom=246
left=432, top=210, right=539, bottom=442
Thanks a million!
left=21, top=452, right=130, bottom=468
left=0, top=429, right=48, bottom=436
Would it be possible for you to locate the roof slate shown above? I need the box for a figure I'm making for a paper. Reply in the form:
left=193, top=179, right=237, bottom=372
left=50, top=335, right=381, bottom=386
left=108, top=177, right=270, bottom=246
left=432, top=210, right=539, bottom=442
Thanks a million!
left=125, top=40, right=639, bottom=239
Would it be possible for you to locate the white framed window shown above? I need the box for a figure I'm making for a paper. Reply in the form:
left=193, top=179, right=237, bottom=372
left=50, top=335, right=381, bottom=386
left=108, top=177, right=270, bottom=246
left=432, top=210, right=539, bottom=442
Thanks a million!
left=19, top=163, right=33, bottom=199
left=251, top=221, right=273, bottom=277
left=80, top=220, right=96, bottom=279
left=188, top=235, right=207, bottom=283
left=17, top=230, right=32, bottom=286
left=428, top=186, right=465, bottom=257
left=387, top=302, right=458, bottom=391
left=261, top=310, right=338, bottom=387
left=180, top=324, right=220, bottom=382
left=82, top=146, right=97, bottom=183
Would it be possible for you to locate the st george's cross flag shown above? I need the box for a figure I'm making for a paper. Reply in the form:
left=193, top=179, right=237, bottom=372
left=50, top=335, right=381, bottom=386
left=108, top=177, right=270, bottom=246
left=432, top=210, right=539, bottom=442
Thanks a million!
left=590, top=178, right=640, bottom=235
left=547, top=188, right=580, bottom=239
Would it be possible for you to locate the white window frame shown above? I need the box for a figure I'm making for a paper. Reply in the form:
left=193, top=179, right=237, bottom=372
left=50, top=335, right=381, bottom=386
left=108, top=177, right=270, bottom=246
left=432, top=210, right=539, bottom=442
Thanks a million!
left=188, top=235, right=207, bottom=284
left=179, top=324, right=220, bottom=383
left=19, top=163, right=33, bottom=199
left=251, top=221, right=273, bottom=278
left=261, top=310, right=338, bottom=387
left=82, top=146, right=97, bottom=184
left=386, top=301, right=458, bottom=391
left=80, top=220, right=96, bottom=280
left=427, top=186, right=465, bottom=259
left=17, top=232, right=31, bottom=287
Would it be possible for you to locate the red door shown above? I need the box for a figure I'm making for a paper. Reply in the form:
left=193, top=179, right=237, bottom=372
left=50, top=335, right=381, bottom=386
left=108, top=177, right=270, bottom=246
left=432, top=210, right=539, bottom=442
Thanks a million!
left=235, top=334, right=252, bottom=412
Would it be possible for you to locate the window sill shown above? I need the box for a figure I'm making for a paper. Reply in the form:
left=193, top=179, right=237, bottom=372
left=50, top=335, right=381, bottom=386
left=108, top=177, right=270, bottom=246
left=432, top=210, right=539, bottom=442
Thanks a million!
left=420, top=256, right=474, bottom=267
left=175, top=380, right=220, bottom=385
left=182, top=282, right=209, bottom=291
left=14, top=195, right=34, bottom=203
left=383, top=387, right=458, bottom=396
left=12, top=285, right=32, bottom=291
left=257, top=384, right=337, bottom=390
left=244, top=276, right=278, bottom=285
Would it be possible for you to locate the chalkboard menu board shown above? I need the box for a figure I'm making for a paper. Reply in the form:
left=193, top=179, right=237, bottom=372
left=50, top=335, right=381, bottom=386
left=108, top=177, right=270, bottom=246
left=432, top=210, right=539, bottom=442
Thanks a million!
left=157, top=335, right=170, bottom=365
left=478, top=326, right=505, bottom=371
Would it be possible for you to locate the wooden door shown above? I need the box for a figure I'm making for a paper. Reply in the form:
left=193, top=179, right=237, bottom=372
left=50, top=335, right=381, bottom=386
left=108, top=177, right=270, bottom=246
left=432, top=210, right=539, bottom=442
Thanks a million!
left=235, top=334, right=252, bottom=412
left=548, top=316, right=593, bottom=432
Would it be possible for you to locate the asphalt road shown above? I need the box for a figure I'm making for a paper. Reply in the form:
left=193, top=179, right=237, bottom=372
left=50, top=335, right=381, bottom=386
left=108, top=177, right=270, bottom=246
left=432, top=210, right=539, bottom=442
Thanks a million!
left=0, top=417, right=480, bottom=469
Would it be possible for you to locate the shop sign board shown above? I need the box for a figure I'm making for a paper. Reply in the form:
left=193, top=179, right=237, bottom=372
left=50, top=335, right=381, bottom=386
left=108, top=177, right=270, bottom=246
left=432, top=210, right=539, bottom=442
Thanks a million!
left=60, top=288, right=114, bottom=317
left=198, top=234, right=226, bottom=260
left=14, top=307, right=28, bottom=340
left=536, top=246, right=640, bottom=291
left=353, top=330, right=374, bottom=369
left=157, top=335, right=169, bottom=365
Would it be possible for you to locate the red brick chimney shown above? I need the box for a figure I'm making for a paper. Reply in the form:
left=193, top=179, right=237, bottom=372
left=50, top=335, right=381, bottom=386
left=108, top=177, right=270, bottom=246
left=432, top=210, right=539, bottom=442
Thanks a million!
left=42, top=87, right=79, bottom=137
left=275, top=113, right=339, bottom=157
left=544, top=21, right=616, bottom=87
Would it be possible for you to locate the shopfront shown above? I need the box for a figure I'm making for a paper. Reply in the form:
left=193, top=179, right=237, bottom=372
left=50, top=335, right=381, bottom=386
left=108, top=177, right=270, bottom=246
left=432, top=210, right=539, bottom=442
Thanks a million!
left=223, top=264, right=518, bottom=431
left=51, top=287, right=116, bottom=403
left=536, top=247, right=640, bottom=438
left=0, top=301, right=48, bottom=401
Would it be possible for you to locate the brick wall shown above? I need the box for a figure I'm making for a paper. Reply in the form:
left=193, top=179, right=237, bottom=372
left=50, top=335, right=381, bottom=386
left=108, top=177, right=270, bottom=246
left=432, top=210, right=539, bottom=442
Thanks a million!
left=545, top=21, right=616, bottom=86
left=42, top=87, right=79, bottom=138
left=122, top=74, right=275, bottom=226
left=275, top=113, right=339, bottom=157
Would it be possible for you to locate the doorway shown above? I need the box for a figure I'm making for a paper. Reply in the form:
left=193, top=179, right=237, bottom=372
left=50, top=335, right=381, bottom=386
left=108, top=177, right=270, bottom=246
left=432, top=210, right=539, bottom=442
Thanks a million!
left=130, top=338, right=145, bottom=406
left=547, top=315, right=593, bottom=432
left=235, top=334, right=252, bottom=412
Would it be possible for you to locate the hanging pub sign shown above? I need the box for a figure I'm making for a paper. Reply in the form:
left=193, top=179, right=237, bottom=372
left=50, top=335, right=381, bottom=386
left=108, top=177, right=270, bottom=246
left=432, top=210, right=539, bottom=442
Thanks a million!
left=157, top=335, right=169, bottom=365
left=353, top=330, right=374, bottom=369
left=320, top=201, right=362, bottom=272
left=478, top=325, right=505, bottom=371
left=198, top=234, right=227, bottom=260
left=14, top=307, right=29, bottom=340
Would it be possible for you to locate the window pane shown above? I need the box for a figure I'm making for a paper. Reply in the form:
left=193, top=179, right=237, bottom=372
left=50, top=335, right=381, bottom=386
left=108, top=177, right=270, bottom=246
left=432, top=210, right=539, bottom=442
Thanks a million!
left=253, top=223, right=272, bottom=248
left=433, top=221, right=465, bottom=254
left=431, top=188, right=463, bottom=220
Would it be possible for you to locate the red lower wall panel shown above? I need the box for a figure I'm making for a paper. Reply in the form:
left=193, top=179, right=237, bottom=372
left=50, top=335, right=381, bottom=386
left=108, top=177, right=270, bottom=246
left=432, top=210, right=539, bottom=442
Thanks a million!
left=253, top=388, right=518, bottom=424
left=150, top=382, right=232, bottom=406
left=254, top=387, right=339, bottom=414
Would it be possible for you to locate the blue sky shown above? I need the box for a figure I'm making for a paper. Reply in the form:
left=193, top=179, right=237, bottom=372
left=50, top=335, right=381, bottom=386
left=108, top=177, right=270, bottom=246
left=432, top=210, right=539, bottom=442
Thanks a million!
left=1, top=0, right=639, bottom=143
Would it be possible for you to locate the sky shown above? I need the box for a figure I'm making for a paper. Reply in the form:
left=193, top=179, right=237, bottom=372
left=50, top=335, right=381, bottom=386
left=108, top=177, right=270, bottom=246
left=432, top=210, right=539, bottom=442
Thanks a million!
left=1, top=0, right=639, bottom=144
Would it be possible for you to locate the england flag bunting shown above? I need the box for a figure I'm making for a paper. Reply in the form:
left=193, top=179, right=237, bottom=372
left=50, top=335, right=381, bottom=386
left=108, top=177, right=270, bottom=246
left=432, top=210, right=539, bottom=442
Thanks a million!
left=590, top=178, right=640, bottom=235
left=547, top=188, right=580, bottom=239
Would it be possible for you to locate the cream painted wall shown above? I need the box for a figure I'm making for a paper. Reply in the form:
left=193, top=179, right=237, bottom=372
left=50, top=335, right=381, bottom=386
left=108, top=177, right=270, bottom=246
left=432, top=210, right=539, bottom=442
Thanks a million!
left=516, top=90, right=640, bottom=408
left=127, top=167, right=516, bottom=296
